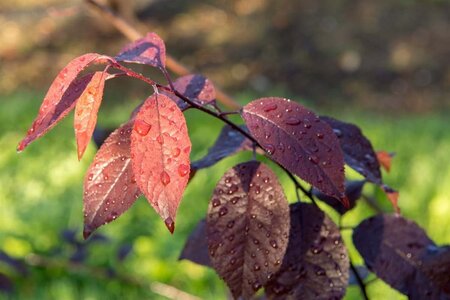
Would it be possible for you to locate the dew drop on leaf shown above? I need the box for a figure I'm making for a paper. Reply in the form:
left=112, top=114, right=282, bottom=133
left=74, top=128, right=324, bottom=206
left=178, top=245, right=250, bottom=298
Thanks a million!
left=178, top=164, right=190, bottom=177
left=134, top=119, right=151, bottom=136
left=160, top=171, right=171, bottom=186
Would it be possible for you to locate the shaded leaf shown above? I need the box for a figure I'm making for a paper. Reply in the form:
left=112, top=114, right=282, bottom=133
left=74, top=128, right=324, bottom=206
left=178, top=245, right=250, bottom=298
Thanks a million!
left=83, top=121, right=141, bottom=239
left=0, top=273, right=13, bottom=294
left=191, top=125, right=253, bottom=171
left=74, top=71, right=108, bottom=160
left=313, top=180, right=366, bottom=214
left=179, top=219, right=211, bottom=267
left=265, top=203, right=349, bottom=300
left=0, top=251, right=27, bottom=275
left=242, top=98, right=345, bottom=201
left=17, top=52, right=104, bottom=151
left=115, top=32, right=166, bottom=68
left=206, top=161, right=290, bottom=300
left=320, top=116, right=382, bottom=184
left=117, top=244, right=133, bottom=262
left=353, top=214, right=450, bottom=300
left=163, top=74, right=216, bottom=110
left=130, top=94, right=191, bottom=233
left=93, top=126, right=114, bottom=149
left=376, top=150, right=395, bottom=173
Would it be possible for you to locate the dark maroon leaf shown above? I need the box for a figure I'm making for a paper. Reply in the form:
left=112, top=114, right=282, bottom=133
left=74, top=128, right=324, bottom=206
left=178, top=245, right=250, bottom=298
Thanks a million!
left=353, top=214, right=450, bottom=299
left=207, top=161, right=290, bottom=299
left=115, top=32, right=166, bottom=68
left=242, top=97, right=345, bottom=201
left=313, top=180, right=366, bottom=214
left=163, top=74, right=216, bottom=110
left=191, top=125, right=253, bottom=171
left=320, top=116, right=382, bottom=185
left=0, top=273, right=13, bottom=294
left=130, top=94, right=191, bottom=233
left=93, top=126, right=114, bottom=149
left=265, top=203, right=349, bottom=300
left=83, top=121, right=141, bottom=239
left=179, top=219, right=211, bottom=267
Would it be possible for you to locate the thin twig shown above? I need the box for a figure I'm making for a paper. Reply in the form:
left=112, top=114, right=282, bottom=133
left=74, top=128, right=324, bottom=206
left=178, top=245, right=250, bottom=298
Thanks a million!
left=350, top=261, right=370, bottom=300
left=84, top=0, right=240, bottom=109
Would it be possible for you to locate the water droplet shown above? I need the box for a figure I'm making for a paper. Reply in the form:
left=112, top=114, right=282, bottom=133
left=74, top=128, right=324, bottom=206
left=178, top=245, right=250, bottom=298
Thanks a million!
left=308, top=156, right=319, bottom=164
left=285, top=117, right=301, bottom=125
left=225, top=177, right=232, bottom=183
left=333, top=129, right=342, bottom=137
left=172, top=147, right=181, bottom=157
left=253, top=239, right=260, bottom=245
left=183, top=146, right=190, bottom=153
left=270, top=240, right=278, bottom=248
left=219, top=207, right=228, bottom=216
left=134, top=120, right=151, bottom=136
left=274, top=260, right=281, bottom=265
left=227, top=220, right=235, bottom=228
left=228, top=235, right=234, bottom=241
left=315, top=267, right=326, bottom=276
left=212, top=199, right=221, bottom=207
left=156, top=135, right=164, bottom=144
left=120, top=156, right=126, bottom=161
left=178, top=164, right=189, bottom=177
left=304, top=123, right=312, bottom=129
left=165, top=217, right=175, bottom=233
left=251, top=252, right=256, bottom=258
left=252, top=281, right=262, bottom=291
left=103, top=174, right=109, bottom=180
left=267, top=273, right=273, bottom=279
left=316, top=133, right=324, bottom=139
left=334, top=239, right=340, bottom=245
left=265, top=144, right=276, bottom=155
left=251, top=214, right=257, bottom=219
left=263, top=177, right=270, bottom=183
left=254, top=186, right=260, bottom=194
left=160, top=171, right=171, bottom=185
left=406, top=253, right=412, bottom=258
left=253, top=264, right=261, bottom=271
left=230, top=197, right=240, bottom=204
left=88, top=174, right=93, bottom=181
left=230, top=258, right=236, bottom=265
left=263, top=103, right=277, bottom=112
left=228, top=185, right=238, bottom=194
left=257, top=223, right=263, bottom=229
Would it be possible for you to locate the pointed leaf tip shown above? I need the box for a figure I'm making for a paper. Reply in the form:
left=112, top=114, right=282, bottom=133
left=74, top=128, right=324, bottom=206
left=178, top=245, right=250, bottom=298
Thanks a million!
left=165, top=217, right=175, bottom=234
left=83, top=225, right=93, bottom=240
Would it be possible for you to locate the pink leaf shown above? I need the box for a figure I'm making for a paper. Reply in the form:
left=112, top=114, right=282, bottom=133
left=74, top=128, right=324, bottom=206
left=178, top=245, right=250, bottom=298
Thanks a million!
left=130, top=93, right=191, bottom=233
left=83, top=121, right=141, bottom=239
left=74, top=71, right=107, bottom=160
left=17, top=53, right=105, bottom=151
left=242, top=97, right=345, bottom=201
left=115, top=32, right=166, bottom=68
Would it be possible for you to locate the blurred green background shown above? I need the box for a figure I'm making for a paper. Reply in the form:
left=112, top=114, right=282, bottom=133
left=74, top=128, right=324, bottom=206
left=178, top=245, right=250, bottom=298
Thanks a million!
left=1, top=0, right=449, bottom=299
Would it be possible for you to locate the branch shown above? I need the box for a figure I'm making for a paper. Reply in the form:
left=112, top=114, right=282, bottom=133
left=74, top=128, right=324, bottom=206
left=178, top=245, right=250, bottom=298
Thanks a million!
left=84, top=0, right=240, bottom=110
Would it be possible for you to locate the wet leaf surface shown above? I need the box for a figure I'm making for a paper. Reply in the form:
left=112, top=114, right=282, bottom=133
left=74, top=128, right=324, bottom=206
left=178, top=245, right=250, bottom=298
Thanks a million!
left=115, top=32, right=166, bottom=68
left=130, top=94, right=191, bottom=232
left=17, top=53, right=104, bottom=151
left=83, top=121, right=141, bottom=239
left=353, top=214, right=450, bottom=300
left=74, top=71, right=107, bottom=160
left=265, top=203, right=349, bottom=300
left=242, top=97, right=345, bottom=201
left=313, top=180, right=366, bottom=214
left=207, top=161, right=290, bottom=299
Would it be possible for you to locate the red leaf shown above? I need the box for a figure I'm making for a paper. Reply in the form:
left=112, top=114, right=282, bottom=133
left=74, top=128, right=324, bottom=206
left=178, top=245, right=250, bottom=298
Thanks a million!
left=191, top=125, right=253, bottom=171
left=206, top=161, right=290, bottom=299
left=163, top=74, right=216, bottom=110
left=376, top=150, right=394, bottom=173
left=74, top=71, right=108, bottom=160
left=83, top=121, right=141, bottom=239
left=17, top=53, right=104, bottom=151
left=115, top=32, right=166, bottom=68
left=265, top=203, right=349, bottom=299
left=130, top=93, right=191, bottom=232
left=179, top=219, right=211, bottom=267
left=320, top=116, right=382, bottom=184
left=382, top=185, right=400, bottom=213
left=242, top=97, right=345, bottom=201
left=353, top=214, right=450, bottom=299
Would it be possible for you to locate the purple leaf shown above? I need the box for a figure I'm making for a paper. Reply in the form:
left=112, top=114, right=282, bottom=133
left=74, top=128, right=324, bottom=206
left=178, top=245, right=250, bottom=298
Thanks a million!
left=242, top=97, right=345, bottom=202
left=179, top=219, right=211, bottom=267
left=265, top=203, right=349, bottom=300
left=313, top=180, right=366, bottom=214
left=207, top=161, right=290, bottom=299
left=115, top=32, right=166, bottom=68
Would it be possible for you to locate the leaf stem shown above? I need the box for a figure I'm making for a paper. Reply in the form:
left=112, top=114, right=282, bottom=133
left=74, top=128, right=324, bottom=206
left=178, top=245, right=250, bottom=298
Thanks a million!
left=350, top=261, right=370, bottom=300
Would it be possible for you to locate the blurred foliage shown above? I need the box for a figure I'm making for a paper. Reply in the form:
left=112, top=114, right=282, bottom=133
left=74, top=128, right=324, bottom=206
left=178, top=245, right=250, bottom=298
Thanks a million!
left=0, top=0, right=449, bottom=112
left=1, top=90, right=449, bottom=299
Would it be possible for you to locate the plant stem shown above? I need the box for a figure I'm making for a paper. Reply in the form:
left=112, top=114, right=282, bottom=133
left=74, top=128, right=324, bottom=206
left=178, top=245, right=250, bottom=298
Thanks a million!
left=350, top=261, right=370, bottom=300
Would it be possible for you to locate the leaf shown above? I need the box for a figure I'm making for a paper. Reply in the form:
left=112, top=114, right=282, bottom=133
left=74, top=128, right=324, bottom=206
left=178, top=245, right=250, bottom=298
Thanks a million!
left=83, top=121, right=141, bottom=239
left=115, top=32, right=166, bottom=68
left=0, top=273, right=13, bottom=294
left=93, top=126, right=114, bottom=149
left=206, top=161, right=290, bottom=300
left=320, top=116, right=382, bottom=185
left=376, top=150, right=395, bottom=173
left=353, top=214, right=450, bottom=299
left=191, top=125, right=253, bottom=171
left=130, top=93, right=191, bottom=233
left=17, top=53, right=104, bottom=151
left=349, top=265, right=370, bottom=286
left=163, top=74, right=216, bottom=110
left=242, top=97, right=345, bottom=201
left=265, top=203, right=349, bottom=300
left=312, top=180, right=366, bottom=214
left=74, top=71, right=108, bottom=160
left=179, top=219, right=211, bottom=267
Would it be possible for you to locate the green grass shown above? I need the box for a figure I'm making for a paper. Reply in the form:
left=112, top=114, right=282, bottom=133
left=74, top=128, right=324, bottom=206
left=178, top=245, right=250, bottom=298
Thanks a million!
left=0, top=91, right=449, bottom=299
